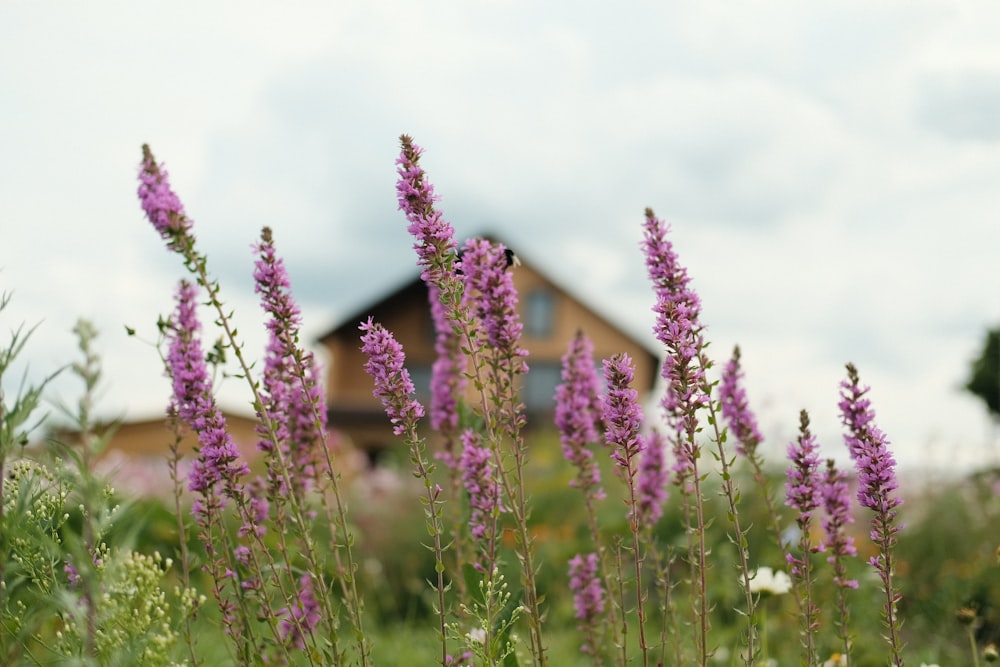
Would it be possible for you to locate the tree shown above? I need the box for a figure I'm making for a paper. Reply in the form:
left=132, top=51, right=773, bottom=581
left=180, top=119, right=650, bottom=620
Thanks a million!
left=966, top=327, right=1000, bottom=421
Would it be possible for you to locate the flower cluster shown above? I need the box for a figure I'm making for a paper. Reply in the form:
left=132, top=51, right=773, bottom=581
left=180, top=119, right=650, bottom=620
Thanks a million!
left=396, top=135, right=458, bottom=285
left=641, top=208, right=708, bottom=474
left=555, top=330, right=604, bottom=497
left=746, top=566, right=792, bottom=596
left=428, top=282, right=467, bottom=435
left=138, top=144, right=191, bottom=246
left=253, top=226, right=322, bottom=495
left=359, top=317, right=426, bottom=436
left=720, top=345, right=764, bottom=456
left=820, top=459, right=858, bottom=588
left=277, top=574, right=321, bottom=650
left=165, top=280, right=248, bottom=504
left=635, top=429, right=669, bottom=528
left=839, top=364, right=902, bottom=524
left=458, top=238, right=528, bottom=366
left=568, top=552, right=606, bottom=654
left=839, top=362, right=904, bottom=665
left=785, top=410, right=821, bottom=525
left=459, top=429, right=503, bottom=545
left=602, top=353, right=643, bottom=473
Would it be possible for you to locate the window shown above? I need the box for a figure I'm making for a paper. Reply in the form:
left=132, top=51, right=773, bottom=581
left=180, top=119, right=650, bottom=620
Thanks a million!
left=522, top=362, right=562, bottom=412
left=408, top=363, right=433, bottom=405
left=524, top=289, right=555, bottom=338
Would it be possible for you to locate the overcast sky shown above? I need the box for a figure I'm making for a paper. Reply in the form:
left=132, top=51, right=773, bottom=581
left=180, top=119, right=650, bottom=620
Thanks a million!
left=3, top=1, right=999, bottom=472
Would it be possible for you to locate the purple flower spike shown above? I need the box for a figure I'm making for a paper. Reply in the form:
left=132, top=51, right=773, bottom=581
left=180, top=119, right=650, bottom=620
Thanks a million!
left=641, top=208, right=709, bottom=472
left=555, top=330, right=604, bottom=497
left=359, top=317, right=425, bottom=435
left=396, top=136, right=458, bottom=285
left=428, top=282, right=467, bottom=433
left=839, top=364, right=901, bottom=520
left=459, top=429, right=503, bottom=545
left=785, top=410, right=822, bottom=524
left=253, top=227, right=322, bottom=494
left=838, top=362, right=904, bottom=664
left=166, top=280, right=249, bottom=502
left=458, top=238, right=528, bottom=366
left=720, top=345, right=764, bottom=456
left=838, top=363, right=877, bottom=462
left=820, top=458, right=858, bottom=587
left=636, top=429, right=669, bottom=527
left=568, top=552, right=606, bottom=655
left=277, top=574, right=321, bottom=650
left=138, top=145, right=192, bottom=246
left=602, top=353, right=643, bottom=472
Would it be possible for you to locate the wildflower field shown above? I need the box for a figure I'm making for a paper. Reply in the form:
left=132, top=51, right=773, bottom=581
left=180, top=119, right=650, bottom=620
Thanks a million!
left=1, top=137, right=999, bottom=666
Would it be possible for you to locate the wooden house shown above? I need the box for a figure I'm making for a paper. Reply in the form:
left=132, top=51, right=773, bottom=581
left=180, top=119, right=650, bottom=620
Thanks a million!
left=317, top=240, right=661, bottom=458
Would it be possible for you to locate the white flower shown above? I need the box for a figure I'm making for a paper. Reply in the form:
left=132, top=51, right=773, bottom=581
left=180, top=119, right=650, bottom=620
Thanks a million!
left=746, top=566, right=792, bottom=596
left=466, top=627, right=486, bottom=645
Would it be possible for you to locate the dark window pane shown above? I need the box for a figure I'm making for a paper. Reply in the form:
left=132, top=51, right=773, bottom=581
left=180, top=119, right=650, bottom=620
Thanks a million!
left=524, top=289, right=555, bottom=338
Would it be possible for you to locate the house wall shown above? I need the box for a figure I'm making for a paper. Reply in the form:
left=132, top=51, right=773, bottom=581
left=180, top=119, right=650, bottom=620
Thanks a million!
left=321, top=261, right=660, bottom=451
left=99, top=413, right=262, bottom=461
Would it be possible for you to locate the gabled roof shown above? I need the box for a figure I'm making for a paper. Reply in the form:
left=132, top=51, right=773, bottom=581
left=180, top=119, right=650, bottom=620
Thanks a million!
left=316, top=236, right=662, bottom=390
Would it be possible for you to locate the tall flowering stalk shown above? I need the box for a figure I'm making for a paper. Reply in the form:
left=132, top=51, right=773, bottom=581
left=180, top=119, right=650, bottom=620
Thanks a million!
left=164, top=280, right=255, bottom=655
left=426, top=280, right=472, bottom=590
left=555, top=331, right=618, bottom=662
left=820, top=458, right=858, bottom=664
left=641, top=208, right=711, bottom=664
left=568, top=552, right=606, bottom=660
left=253, top=227, right=323, bottom=499
left=555, top=331, right=605, bottom=537
left=359, top=317, right=451, bottom=665
left=603, top=353, right=650, bottom=667
left=396, top=136, right=545, bottom=666
left=642, top=208, right=755, bottom=665
left=251, top=227, right=356, bottom=658
left=839, top=363, right=904, bottom=666
left=459, top=428, right=503, bottom=573
left=785, top=410, right=822, bottom=665
left=140, top=146, right=366, bottom=665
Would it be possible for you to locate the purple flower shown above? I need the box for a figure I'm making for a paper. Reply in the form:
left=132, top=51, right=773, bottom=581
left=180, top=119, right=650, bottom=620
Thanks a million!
left=138, top=144, right=192, bottom=247
left=839, top=363, right=904, bottom=663
left=428, top=282, right=467, bottom=433
left=277, top=574, right=321, bottom=650
left=568, top=552, right=606, bottom=654
left=636, top=429, right=669, bottom=527
left=820, top=458, right=859, bottom=589
left=359, top=317, right=425, bottom=435
left=785, top=410, right=822, bottom=524
left=166, top=280, right=249, bottom=503
left=555, top=330, right=604, bottom=498
left=602, top=353, right=643, bottom=473
left=641, top=208, right=709, bottom=476
left=459, top=429, right=503, bottom=546
left=720, top=345, right=764, bottom=456
left=785, top=410, right=822, bottom=579
left=838, top=363, right=877, bottom=462
left=253, top=227, right=322, bottom=494
left=458, top=238, right=528, bottom=367
left=396, top=136, right=458, bottom=286
left=64, top=560, right=79, bottom=587
left=839, top=364, right=902, bottom=521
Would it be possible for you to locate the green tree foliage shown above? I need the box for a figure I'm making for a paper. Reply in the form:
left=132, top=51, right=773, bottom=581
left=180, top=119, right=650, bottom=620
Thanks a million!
left=966, top=327, right=1000, bottom=421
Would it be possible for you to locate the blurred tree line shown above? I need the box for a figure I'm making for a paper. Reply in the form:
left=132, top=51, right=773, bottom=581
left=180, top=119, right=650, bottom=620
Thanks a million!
left=967, top=327, right=1000, bottom=421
